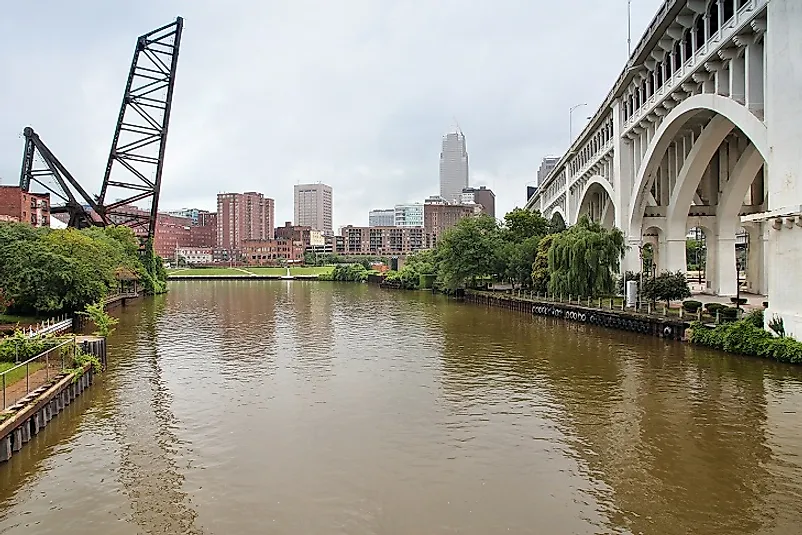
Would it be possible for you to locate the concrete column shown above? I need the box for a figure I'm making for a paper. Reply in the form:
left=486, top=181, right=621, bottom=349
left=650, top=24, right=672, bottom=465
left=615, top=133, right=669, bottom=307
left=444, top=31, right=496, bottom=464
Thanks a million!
left=745, top=39, right=765, bottom=114
left=717, top=63, right=731, bottom=96
left=624, top=238, right=643, bottom=273
left=715, top=233, right=738, bottom=296
left=765, top=0, right=802, bottom=336
left=730, top=54, right=745, bottom=104
left=745, top=224, right=765, bottom=294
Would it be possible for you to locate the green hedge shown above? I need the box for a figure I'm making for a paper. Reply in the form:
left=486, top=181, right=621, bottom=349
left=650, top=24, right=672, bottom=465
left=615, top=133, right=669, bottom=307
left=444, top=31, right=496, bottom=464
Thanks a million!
left=689, top=320, right=802, bottom=364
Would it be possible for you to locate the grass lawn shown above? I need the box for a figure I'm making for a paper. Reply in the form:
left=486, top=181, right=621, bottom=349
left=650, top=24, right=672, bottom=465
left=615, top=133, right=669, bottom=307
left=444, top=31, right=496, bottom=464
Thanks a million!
left=290, top=266, right=334, bottom=276
left=0, top=314, right=40, bottom=325
left=1, top=361, right=45, bottom=387
left=168, top=268, right=247, bottom=276
left=244, top=267, right=287, bottom=275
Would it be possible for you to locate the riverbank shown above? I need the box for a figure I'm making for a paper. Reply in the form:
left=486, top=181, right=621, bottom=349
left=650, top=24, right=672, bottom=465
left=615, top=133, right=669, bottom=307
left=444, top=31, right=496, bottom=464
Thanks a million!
left=463, top=290, right=689, bottom=340
left=1, top=336, right=105, bottom=463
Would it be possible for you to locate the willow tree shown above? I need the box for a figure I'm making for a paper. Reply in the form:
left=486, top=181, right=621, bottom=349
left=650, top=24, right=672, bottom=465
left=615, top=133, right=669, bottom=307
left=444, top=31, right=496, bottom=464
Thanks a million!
left=547, top=216, right=626, bottom=298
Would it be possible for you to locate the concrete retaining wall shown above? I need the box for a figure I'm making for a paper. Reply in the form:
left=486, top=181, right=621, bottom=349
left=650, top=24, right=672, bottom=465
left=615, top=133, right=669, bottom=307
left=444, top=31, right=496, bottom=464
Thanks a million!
left=464, top=291, right=688, bottom=341
left=0, top=365, right=93, bottom=463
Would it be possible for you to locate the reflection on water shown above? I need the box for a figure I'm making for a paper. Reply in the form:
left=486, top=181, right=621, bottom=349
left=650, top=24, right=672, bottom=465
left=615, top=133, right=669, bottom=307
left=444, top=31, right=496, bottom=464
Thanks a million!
left=1, top=281, right=801, bottom=534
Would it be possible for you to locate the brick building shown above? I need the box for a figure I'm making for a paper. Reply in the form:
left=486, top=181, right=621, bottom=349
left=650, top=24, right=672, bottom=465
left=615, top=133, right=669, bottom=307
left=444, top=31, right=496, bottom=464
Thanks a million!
left=175, top=247, right=213, bottom=264
left=423, top=202, right=478, bottom=247
left=0, top=186, right=50, bottom=227
left=217, top=192, right=275, bottom=252
left=241, top=239, right=304, bottom=265
left=340, top=226, right=425, bottom=255
left=108, top=204, right=194, bottom=259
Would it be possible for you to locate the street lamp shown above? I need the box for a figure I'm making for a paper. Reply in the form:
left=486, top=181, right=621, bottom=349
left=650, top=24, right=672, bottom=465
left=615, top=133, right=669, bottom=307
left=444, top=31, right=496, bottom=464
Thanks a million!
left=569, top=103, right=588, bottom=145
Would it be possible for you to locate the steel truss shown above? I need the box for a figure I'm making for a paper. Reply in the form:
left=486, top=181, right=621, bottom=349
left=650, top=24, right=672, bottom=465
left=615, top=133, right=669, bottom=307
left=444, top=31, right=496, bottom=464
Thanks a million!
left=19, top=127, right=100, bottom=229
left=18, top=17, right=183, bottom=250
left=97, top=17, right=183, bottom=247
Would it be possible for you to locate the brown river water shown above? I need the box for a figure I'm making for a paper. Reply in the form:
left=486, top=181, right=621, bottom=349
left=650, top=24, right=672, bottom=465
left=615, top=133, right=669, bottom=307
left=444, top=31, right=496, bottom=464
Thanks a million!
left=1, top=281, right=801, bottom=534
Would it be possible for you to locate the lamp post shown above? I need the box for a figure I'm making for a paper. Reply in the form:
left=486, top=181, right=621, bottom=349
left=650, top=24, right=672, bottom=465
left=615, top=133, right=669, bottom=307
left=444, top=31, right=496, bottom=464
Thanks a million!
left=569, top=103, right=588, bottom=145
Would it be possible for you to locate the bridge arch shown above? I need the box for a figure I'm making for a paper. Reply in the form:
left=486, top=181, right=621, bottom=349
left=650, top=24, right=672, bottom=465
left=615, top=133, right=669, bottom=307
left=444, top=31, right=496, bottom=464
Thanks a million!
left=548, top=207, right=567, bottom=230
left=576, top=175, right=616, bottom=228
left=628, top=94, right=768, bottom=238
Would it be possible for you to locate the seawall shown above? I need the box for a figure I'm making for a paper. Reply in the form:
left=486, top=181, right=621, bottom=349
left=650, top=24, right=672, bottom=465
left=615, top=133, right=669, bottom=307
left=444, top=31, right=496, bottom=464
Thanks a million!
left=463, top=291, right=688, bottom=341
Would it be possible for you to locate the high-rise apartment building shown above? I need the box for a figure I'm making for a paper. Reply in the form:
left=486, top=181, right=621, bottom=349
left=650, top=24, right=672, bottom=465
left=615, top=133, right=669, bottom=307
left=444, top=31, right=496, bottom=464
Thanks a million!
left=294, top=183, right=333, bottom=235
left=439, top=130, right=469, bottom=203
left=217, top=191, right=275, bottom=252
left=340, top=226, right=425, bottom=255
left=394, top=203, right=424, bottom=227
left=460, top=186, right=496, bottom=219
left=369, top=209, right=395, bottom=227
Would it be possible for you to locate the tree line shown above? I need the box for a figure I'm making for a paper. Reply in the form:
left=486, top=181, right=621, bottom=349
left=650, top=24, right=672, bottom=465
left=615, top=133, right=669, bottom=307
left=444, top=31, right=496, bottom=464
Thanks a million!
left=0, top=222, right=168, bottom=316
left=382, top=208, right=634, bottom=297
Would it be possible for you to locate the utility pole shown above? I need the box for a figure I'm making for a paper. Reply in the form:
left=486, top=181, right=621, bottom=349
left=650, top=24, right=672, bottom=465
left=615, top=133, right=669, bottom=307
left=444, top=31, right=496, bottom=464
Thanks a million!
left=569, top=103, right=588, bottom=146
left=627, top=0, right=632, bottom=57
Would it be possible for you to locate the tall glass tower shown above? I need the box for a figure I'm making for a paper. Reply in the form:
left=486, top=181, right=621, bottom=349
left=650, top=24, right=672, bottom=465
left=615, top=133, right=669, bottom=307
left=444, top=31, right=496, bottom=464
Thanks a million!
left=439, top=130, right=469, bottom=203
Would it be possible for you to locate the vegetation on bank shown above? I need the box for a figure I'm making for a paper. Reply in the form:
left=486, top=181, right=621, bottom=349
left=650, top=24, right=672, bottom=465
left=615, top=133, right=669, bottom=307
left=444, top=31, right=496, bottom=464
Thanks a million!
left=690, top=310, right=802, bottom=364
left=0, top=222, right=167, bottom=317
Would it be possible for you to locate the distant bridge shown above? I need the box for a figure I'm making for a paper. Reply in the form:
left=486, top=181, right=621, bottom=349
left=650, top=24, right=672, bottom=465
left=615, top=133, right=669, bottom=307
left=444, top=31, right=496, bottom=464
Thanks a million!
left=527, top=0, right=802, bottom=335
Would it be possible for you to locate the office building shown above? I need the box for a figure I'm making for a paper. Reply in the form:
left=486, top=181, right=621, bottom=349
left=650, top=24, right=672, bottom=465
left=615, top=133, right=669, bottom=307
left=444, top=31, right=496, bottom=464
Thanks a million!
left=369, top=209, right=395, bottom=227
left=294, top=183, right=333, bottom=235
left=394, top=203, right=424, bottom=227
left=460, top=186, right=496, bottom=218
left=439, top=130, right=469, bottom=203
left=217, top=191, right=275, bottom=252
left=537, top=157, right=560, bottom=185
left=242, top=238, right=305, bottom=265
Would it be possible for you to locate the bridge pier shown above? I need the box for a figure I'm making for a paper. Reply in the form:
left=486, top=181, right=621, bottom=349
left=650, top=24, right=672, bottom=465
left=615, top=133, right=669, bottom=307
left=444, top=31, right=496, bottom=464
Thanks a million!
left=760, top=0, right=802, bottom=336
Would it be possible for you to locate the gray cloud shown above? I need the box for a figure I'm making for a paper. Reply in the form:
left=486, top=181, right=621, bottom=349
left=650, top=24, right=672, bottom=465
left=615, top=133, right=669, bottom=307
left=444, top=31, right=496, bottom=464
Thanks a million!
left=0, top=0, right=662, bottom=228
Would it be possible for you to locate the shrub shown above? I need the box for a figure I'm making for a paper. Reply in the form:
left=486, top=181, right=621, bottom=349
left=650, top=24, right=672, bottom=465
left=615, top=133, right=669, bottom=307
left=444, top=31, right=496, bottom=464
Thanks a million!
left=719, top=306, right=738, bottom=321
left=641, top=270, right=692, bottom=306
left=703, top=302, right=724, bottom=313
left=744, top=309, right=764, bottom=328
left=682, top=300, right=702, bottom=313
left=689, top=320, right=802, bottom=364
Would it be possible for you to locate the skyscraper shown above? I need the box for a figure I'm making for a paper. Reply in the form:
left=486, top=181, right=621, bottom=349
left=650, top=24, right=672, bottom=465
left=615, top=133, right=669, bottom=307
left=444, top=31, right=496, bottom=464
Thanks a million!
left=439, top=130, right=469, bottom=203
left=294, top=183, right=333, bottom=236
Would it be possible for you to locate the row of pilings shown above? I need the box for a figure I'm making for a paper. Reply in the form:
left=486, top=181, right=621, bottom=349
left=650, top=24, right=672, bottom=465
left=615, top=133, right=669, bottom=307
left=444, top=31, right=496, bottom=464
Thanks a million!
left=1, top=337, right=107, bottom=464
left=0, top=367, right=94, bottom=462
left=462, top=291, right=688, bottom=341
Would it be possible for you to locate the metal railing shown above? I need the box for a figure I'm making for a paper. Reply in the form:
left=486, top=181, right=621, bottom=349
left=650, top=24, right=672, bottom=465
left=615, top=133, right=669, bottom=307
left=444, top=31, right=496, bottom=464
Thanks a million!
left=22, top=314, right=73, bottom=339
left=1, top=338, right=77, bottom=410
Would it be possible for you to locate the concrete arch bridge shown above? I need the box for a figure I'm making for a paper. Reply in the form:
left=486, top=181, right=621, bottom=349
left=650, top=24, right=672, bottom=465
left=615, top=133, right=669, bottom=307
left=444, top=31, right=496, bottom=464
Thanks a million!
left=527, top=0, right=802, bottom=335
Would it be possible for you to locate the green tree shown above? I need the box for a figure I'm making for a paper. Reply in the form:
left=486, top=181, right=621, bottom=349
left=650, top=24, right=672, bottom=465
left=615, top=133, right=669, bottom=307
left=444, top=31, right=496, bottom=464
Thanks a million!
left=79, top=300, right=120, bottom=337
left=547, top=216, right=626, bottom=298
left=435, top=215, right=500, bottom=289
left=531, top=233, right=557, bottom=293
left=641, top=270, right=692, bottom=307
left=502, top=208, right=550, bottom=243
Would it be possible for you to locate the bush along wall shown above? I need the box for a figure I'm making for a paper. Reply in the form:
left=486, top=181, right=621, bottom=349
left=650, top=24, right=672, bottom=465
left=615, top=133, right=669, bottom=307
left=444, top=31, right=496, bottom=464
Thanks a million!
left=689, top=311, right=802, bottom=364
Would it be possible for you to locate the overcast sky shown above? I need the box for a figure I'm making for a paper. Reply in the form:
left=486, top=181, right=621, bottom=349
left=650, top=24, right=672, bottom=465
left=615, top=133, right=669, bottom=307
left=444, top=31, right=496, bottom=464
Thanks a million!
left=0, top=0, right=663, bottom=228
